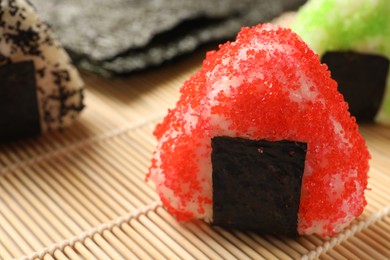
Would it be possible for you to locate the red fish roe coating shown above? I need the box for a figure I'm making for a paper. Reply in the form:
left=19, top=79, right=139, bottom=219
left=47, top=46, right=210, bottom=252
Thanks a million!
left=148, top=24, right=370, bottom=236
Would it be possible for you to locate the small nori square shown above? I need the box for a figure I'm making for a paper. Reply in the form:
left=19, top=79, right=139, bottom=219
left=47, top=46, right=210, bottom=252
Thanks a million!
left=322, top=51, right=390, bottom=121
left=211, top=136, right=307, bottom=236
left=31, top=0, right=307, bottom=76
left=0, top=61, right=40, bottom=141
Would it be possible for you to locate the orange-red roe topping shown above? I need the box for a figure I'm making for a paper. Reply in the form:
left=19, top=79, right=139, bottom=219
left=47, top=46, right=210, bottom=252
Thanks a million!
left=148, top=24, right=370, bottom=236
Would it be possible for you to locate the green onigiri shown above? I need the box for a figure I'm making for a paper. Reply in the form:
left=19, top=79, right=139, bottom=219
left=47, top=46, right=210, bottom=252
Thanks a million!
left=293, top=0, right=390, bottom=123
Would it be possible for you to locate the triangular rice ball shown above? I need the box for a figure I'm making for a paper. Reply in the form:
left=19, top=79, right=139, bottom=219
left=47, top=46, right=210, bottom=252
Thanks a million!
left=0, top=0, right=84, bottom=139
left=148, top=24, right=370, bottom=237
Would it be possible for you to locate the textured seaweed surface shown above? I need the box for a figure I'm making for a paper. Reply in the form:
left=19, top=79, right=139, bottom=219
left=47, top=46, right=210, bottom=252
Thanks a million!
left=212, top=136, right=307, bottom=236
left=322, top=51, right=390, bottom=121
left=0, top=61, right=40, bottom=140
left=31, top=0, right=306, bottom=75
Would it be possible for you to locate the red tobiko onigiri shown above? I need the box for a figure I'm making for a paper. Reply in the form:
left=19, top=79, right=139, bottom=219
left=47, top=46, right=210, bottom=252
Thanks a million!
left=147, top=24, right=370, bottom=237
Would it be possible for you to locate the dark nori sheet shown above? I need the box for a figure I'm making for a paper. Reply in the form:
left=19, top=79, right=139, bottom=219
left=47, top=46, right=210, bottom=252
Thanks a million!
left=322, top=51, right=390, bottom=122
left=0, top=61, right=40, bottom=141
left=211, top=136, right=307, bottom=236
left=30, top=0, right=306, bottom=76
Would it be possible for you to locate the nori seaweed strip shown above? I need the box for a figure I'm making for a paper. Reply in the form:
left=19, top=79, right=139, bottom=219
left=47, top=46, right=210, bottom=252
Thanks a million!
left=212, top=136, right=307, bottom=236
left=0, top=61, right=40, bottom=141
left=322, top=51, right=390, bottom=121
left=31, top=0, right=307, bottom=75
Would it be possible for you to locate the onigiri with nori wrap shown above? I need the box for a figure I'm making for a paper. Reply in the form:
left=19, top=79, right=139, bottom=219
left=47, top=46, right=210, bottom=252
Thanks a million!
left=293, top=0, right=390, bottom=123
left=147, top=24, right=370, bottom=237
left=0, top=0, right=84, bottom=140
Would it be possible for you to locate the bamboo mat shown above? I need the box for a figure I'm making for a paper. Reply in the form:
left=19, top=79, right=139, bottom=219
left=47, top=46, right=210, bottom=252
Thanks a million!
left=0, top=46, right=390, bottom=260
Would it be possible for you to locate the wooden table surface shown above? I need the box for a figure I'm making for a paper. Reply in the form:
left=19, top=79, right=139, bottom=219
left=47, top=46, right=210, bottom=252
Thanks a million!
left=0, top=45, right=389, bottom=260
